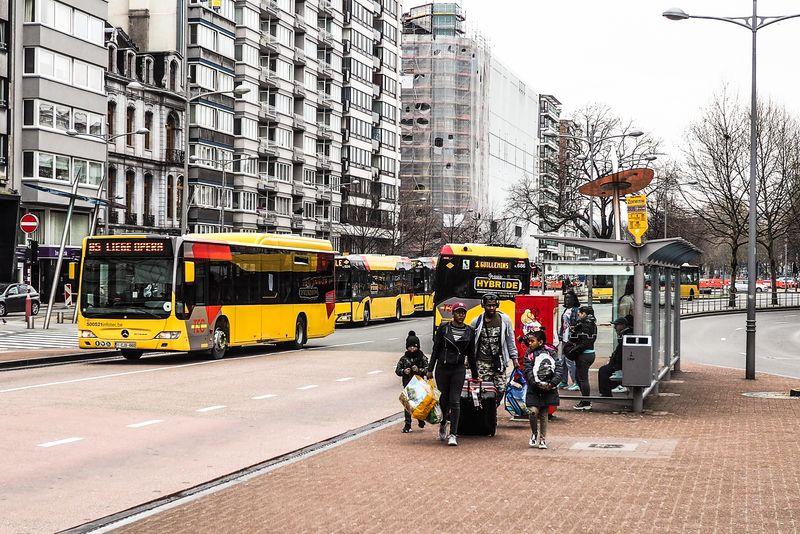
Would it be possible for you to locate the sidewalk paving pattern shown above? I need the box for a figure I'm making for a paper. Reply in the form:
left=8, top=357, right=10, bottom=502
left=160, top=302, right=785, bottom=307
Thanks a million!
left=118, top=364, right=800, bottom=533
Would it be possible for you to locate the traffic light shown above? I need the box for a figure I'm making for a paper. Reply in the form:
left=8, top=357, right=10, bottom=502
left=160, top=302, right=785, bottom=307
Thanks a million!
left=25, top=240, right=39, bottom=265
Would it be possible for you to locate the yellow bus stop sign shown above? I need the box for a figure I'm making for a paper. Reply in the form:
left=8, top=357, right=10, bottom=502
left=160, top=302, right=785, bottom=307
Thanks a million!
left=625, top=194, right=648, bottom=245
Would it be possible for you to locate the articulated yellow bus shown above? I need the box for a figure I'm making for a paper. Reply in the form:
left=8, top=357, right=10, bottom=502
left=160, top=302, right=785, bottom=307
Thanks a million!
left=334, top=254, right=415, bottom=326
left=77, top=233, right=335, bottom=360
left=411, top=257, right=437, bottom=314
left=434, top=243, right=531, bottom=328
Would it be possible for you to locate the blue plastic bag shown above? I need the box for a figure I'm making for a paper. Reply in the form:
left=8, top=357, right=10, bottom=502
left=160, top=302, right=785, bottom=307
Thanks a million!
left=504, top=368, right=529, bottom=417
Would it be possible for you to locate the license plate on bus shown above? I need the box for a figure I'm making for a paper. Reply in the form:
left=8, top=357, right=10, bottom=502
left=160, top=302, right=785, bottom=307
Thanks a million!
left=115, top=342, right=137, bottom=349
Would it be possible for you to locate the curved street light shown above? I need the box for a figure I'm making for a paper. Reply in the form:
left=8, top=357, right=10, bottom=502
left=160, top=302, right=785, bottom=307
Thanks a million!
left=663, top=3, right=800, bottom=380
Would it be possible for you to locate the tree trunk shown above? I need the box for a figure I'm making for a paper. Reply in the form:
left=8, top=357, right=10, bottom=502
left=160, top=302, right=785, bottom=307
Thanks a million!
left=728, top=254, right=738, bottom=308
left=769, top=252, right=778, bottom=306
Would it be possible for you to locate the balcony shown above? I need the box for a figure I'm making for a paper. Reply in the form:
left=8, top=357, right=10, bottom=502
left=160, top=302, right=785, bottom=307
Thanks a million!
left=260, top=34, right=279, bottom=53
left=318, top=93, right=333, bottom=108
left=260, top=68, right=279, bottom=87
left=291, top=215, right=304, bottom=229
left=292, top=148, right=306, bottom=163
left=293, top=114, right=306, bottom=130
left=317, top=155, right=331, bottom=169
left=317, top=124, right=332, bottom=139
left=259, top=139, right=279, bottom=156
left=164, top=149, right=185, bottom=164
left=318, top=29, right=334, bottom=47
left=292, top=182, right=305, bottom=196
left=315, top=188, right=333, bottom=201
left=372, top=111, right=380, bottom=125
left=143, top=213, right=156, bottom=227
left=125, top=213, right=138, bottom=226
left=260, top=0, right=279, bottom=17
left=259, top=103, right=278, bottom=122
left=258, top=174, right=277, bottom=192
left=293, top=16, right=307, bottom=32
left=315, top=218, right=332, bottom=232
left=293, top=82, right=306, bottom=97
left=372, top=138, right=380, bottom=152
left=108, top=211, right=120, bottom=224
left=293, top=48, right=306, bottom=64
left=317, top=61, right=333, bottom=79
left=319, top=0, right=333, bottom=16
left=257, top=210, right=278, bottom=226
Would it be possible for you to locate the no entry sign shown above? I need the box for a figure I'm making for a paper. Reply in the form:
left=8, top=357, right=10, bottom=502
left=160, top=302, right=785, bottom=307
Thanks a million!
left=20, top=213, right=39, bottom=234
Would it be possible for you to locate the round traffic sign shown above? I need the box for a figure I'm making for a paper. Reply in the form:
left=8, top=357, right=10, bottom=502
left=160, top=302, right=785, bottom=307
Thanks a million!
left=20, top=213, right=39, bottom=234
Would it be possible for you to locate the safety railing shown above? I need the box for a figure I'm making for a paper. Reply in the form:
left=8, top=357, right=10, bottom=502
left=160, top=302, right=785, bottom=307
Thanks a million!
left=681, top=289, right=800, bottom=315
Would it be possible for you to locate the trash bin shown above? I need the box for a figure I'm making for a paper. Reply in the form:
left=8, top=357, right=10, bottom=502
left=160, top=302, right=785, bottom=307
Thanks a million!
left=621, top=335, right=652, bottom=387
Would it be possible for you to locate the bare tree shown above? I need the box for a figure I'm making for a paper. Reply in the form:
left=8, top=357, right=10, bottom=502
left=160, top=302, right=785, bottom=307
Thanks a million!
left=507, top=103, right=660, bottom=239
left=680, top=89, right=750, bottom=307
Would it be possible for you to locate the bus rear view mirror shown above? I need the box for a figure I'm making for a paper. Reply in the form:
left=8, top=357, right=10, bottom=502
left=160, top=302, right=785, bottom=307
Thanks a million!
left=184, top=261, right=195, bottom=284
left=68, top=262, right=77, bottom=280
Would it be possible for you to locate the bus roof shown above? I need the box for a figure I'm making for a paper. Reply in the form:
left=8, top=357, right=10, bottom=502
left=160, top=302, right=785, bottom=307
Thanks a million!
left=185, top=233, right=334, bottom=252
left=440, top=243, right=529, bottom=260
left=336, top=254, right=412, bottom=271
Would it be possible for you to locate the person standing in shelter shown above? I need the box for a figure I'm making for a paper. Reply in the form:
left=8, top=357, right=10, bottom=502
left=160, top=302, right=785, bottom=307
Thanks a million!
left=618, top=278, right=635, bottom=319
left=598, top=316, right=632, bottom=397
left=564, top=305, right=598, bottom=410
left=427, top=302, right=478, bottom=447
left=558, top=291, right=580, bottom=390
left=470, top=293, right=518, bottom=399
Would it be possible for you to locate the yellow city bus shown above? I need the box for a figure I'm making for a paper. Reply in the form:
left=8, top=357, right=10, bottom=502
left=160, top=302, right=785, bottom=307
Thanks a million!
left=592, top=275, right=615, bottom=303
left=680, top=264, right=700, bottom=300
left=334, top=254, right=415, bottom=326
left=411, top=257, right=437, bottom=314
left=434, top=243, right=531, bottom=328
left=76, top=233, right=335, bottom=360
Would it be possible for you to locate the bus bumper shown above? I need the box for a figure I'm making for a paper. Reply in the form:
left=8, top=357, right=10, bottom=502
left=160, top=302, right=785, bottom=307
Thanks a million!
left=78, top=338, right=192, bottom=352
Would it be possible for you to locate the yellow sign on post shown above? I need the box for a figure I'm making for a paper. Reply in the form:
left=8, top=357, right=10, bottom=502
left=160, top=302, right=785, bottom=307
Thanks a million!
left=625, top=194, right=648, bottom=246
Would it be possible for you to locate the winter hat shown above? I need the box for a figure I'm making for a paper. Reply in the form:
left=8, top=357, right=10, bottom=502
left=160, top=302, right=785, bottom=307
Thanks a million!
left=406, top=330, right=421, bottom=349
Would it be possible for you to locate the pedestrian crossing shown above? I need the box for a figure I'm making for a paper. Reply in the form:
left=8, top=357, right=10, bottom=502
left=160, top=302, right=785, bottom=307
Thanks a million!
left=0, top=328, right=80, bottom=352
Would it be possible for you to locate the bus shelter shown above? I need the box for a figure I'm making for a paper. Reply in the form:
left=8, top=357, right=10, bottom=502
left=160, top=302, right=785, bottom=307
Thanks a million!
left=535, top=236, right=702, bottom=412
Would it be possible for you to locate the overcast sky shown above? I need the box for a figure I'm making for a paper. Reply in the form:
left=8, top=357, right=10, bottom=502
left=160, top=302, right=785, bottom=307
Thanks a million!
left=403, top=0, right=800, bottom=155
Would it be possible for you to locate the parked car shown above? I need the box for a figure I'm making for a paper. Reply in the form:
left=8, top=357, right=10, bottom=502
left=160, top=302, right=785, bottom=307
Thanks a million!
left=0, top=283, right=41, bottom=316
left=733, top=280, right=768, bottom=293
left=775, top=277, right=799, bottom=290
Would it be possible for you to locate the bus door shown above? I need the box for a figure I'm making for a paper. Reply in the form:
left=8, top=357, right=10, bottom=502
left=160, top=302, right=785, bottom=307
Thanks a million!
left=261, top=250, right=291, bottom=341
left=232, top=249, right=259, bottom=345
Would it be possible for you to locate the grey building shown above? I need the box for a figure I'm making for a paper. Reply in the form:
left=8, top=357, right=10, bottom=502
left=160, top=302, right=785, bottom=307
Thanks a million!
left=12, top=0, right=108, bottom=296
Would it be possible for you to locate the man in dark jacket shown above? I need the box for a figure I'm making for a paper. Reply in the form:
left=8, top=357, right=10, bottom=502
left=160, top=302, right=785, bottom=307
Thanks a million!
left=598, top=316, right=633, bottom=397
left=565, top=305, right=597, bottom=410
left=396, top=330, right=429, bottom=432
left=427, top=302, right=479, bottom=447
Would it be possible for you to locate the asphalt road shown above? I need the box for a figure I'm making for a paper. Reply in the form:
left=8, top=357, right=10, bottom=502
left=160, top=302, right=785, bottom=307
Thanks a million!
left=681, top=309, right=800, bottom=379
left=0, top=316, right=433, bottom=533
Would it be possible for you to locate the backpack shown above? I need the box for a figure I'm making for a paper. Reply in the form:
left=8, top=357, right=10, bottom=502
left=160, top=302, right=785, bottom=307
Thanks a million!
left=531, top=349, right=556, bottom=386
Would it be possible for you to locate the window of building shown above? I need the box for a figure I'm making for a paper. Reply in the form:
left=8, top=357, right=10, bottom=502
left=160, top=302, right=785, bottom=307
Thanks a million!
left=126, top=107, right=135, bottom=146
left=107, top=101, right=116, bottom=136
left=144, top=111, right=153, bottom=150
left=275, top=196, right=291, bottom=215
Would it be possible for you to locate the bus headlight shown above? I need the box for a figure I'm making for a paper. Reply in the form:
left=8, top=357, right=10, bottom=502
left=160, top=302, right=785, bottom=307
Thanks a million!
left=155, top=331, right=181, bottom=340
left=80, top=330, right=97, bottom=338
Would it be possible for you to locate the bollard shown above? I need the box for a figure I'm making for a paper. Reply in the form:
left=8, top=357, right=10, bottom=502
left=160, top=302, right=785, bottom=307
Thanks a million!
left=27, top=316, right=35, bottom=329
left=56, top=311, right=64, bottom=324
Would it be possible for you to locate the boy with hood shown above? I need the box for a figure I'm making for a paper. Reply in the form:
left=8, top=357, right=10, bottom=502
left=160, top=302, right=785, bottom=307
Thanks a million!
left=564, top=305, right=597, bottom=410
left=396, top=331, right=429, bottom=433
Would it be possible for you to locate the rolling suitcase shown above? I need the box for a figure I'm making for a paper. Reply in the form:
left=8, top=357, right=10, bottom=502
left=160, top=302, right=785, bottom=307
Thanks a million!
left=458, top=379, right=497, bottom=436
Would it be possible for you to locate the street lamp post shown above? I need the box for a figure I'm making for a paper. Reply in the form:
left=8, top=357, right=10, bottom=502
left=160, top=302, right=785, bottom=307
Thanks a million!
left=127, top=82, right=250, bottom=235
left=663, top=3, right=800, bottom=380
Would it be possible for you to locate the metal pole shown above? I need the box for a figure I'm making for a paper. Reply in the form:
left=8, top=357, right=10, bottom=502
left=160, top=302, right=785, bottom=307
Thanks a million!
left=43, top=178, right=81, bottom=329
left=745, top=0, right=758, bottom=380
left=586, top=134, right=595, bottom=304
left=632, top=263, right=646, bottom=412
left=650, top=265, right=660, bottom=395
left=664, top=267, right=672, bottom=380
left=219, top=160, right=226, bottom=230
left=180, top=0, right=190, bottom=235
left=612, top=188, right=622, bottom=241
left=104, top=126, right=110, bottom=234
left=673, top=266, right=681, bottom=372
left=89, top=176, right=107, bottom=237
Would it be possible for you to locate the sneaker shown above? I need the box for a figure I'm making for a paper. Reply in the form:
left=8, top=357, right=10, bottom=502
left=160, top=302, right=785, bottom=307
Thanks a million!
left=447, top=434, right=458, bottom=446
left=438, top=423, right=448, bottom=441
left=573, top=401, right=592, bottom=411
left=610, top=370, right=623, bottom=381
left=402, top=424, right=412, bottom=433
left=529, top=433, right=537, bottom=447
left=567, top=384, right=581, bottom=391
left=538, top=437, right=548, bottom=449
left=557, top=382, right=569, bottom=389
left=418, top=420, right=426, bottom=429
left=612, top=385, right=629, bottom=394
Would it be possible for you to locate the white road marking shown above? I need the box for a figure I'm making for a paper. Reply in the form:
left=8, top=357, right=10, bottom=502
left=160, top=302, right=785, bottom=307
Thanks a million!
left=297, top=384, right=318, bottom=390
left=38, top=437, right=84, bottom=448
left=386, top=337, right=398, bottom=341
left=251, top=394, right=277, bottom=400
left=335, top=377, right=354, bottom=382
left=315, top=341, right=373, bottom=349
left=735, top=327, right=744, bottom=331
left=367, top=370, right=383, bottom=375
left=720, top=338, right=726, bottom=341
left=127, top=420, right=163, bottom=429
left=196, top=405, right=226, bottom=413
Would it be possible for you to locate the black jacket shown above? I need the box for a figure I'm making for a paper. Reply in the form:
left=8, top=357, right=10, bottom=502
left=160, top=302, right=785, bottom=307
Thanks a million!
left=609, top=326, right=633, bottom=369
left=524, top=346, right=564, bottom=389
left=565, top=314, right=598, bottom=359
left=395, top=350, right=429, bottom=386
left=428, top=322, right=478, bottom=377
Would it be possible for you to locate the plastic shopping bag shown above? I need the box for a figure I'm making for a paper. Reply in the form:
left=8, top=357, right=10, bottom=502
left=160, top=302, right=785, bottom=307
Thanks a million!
left=426, top=403, right=443, bottom=424
left=504, top=368, right=529, bottom=417
left=399, top=376, right=439, bottom=421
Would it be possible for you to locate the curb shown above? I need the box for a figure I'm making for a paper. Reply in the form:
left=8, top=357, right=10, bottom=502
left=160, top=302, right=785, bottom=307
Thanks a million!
left=0, top=350, right=120, bottom=371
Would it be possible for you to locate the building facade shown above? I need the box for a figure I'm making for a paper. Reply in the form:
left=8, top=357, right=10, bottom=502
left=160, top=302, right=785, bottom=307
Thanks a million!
left=0, top=0, right=17, bottom=282
left=537, top=93, right=561, bottom=260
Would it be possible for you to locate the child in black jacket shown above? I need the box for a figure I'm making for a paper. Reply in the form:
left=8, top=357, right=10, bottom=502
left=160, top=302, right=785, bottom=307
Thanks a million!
left=396, top=331, right=429, bottom=433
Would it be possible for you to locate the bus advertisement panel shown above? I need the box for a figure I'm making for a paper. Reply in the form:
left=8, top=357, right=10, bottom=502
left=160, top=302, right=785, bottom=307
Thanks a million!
left=77, top=234, right=335, bottom=360
left=434, top=244, right=531, bottom=327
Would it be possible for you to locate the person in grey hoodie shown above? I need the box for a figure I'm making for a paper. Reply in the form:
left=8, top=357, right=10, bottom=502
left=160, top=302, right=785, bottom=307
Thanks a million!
left=470, top=293, right=519, bottom=399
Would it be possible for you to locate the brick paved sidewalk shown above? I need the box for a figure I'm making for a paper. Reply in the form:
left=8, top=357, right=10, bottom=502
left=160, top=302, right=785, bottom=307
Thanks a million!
left=119, top=364, right=800, bottom=534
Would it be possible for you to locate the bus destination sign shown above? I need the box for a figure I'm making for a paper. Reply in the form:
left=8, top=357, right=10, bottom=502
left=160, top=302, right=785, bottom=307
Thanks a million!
left=474, top=276, right=522, bottom=293
left=87, top=239, right=171, bottom=256
left=473, top=260, right=510, bottom=270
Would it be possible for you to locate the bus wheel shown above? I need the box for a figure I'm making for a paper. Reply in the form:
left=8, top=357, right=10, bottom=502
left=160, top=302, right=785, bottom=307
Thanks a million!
left=689, top=289, right=695, bottom=301
left=120, top=349, right=143, bottom=361
left=392, top=302, right=402, bottom=322
left=209, top=323, right=228, bottom=360
left=362, top=306, right=370, bottom=327
left=290, top=316, right=307, bottom=349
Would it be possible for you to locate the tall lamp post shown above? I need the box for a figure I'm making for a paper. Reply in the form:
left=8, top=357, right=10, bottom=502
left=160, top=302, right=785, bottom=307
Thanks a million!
left=663, top=4, right=800, bottom=380
left=127, top=81, right=250, bottom=234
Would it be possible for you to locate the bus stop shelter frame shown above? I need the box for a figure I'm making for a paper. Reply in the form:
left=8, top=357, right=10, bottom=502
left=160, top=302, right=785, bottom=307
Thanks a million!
left=534, top=236, right=702, bottom=412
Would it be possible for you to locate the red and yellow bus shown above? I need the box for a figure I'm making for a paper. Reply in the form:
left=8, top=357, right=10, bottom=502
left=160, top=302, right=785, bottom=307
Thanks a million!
left=434, top=243, right=531, bottom=327
left=77, top=233, right=335, bottom=360
left=334, top=254, right=415, bottom=326
left=411, top=257, right=437, bottom=314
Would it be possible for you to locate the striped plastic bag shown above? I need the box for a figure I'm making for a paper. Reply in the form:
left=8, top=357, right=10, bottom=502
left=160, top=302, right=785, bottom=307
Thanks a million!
left=399, top=376, right=439, bottom=421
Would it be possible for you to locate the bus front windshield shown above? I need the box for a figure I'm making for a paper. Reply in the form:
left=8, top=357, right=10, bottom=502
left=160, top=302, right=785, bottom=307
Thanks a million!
left=80, top=257, right=173, bottom=319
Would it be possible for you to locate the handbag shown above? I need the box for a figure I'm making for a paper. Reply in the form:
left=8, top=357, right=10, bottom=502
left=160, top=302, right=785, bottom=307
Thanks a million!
left=562, top=341, right=578, bottom=361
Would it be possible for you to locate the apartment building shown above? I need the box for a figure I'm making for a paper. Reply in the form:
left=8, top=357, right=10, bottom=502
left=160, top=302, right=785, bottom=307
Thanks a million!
left=12, top=0, right=108, bottom=296
left=339, top=0, right=401, bottom=253
left=538, top=93, right=561, bottom=260
left=105, top=27, right=186, bottom=235
left=0, top=0, right=16, bottom=282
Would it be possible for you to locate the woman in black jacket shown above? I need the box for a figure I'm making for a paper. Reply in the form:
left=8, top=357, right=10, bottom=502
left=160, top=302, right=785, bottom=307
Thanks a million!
left=427, top=302, right=479, bottom=447
left=565, top=305, right=597, bottom=410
